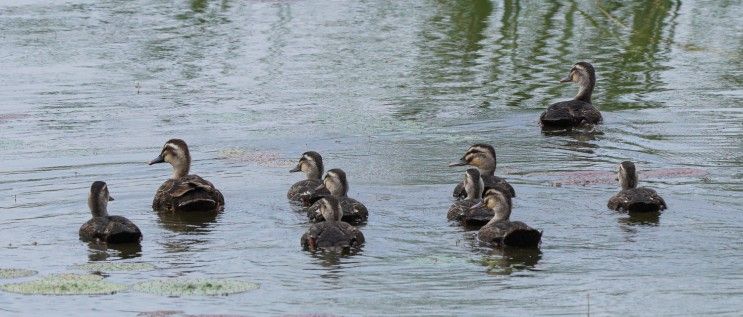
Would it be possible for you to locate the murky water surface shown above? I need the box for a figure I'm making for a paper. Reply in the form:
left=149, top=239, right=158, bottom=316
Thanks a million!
left=1, top=0, right=741, bottom=315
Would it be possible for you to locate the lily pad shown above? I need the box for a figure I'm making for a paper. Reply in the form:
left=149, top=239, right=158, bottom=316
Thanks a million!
left=134, top=278, right=259, bottom=296
left=0, top=268, right=37, bottom=279
left=1, top=273, right=126, bottom=295
left=76, top=262, right=155, bottom=272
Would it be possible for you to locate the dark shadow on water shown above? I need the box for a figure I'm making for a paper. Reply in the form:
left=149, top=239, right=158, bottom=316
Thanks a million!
left=86, top=242, right=142, bottom=261
left=157, top=211, right=219, bottom=233
left=619, top=212, right=661, bottom=227
left=477, top=247, right=542, bottom=276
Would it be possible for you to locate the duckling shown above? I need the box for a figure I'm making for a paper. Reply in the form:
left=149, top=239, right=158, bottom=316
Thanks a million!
left=449, top=143, right=515, bottom=199
left=306, top=169, right=368, bottom=225
left=79, top=181, right=142, bottom=244
left=149, top=139, right=224, bottom=213
left=287, top=151, right=324, bottom=201
left=301, top=196, right=365, bottom=252
left=608, top=161, right=667, bottom=213
left=447, top=169, right=494, bottom=227
left=540, top=62, right=603, bottom=128
left=475, top=189, right=542, bottom=248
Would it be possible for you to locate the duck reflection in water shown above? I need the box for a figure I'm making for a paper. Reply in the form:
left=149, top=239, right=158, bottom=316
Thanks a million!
left=479, top=247, right=542, bottom=276
left=156, top=210, right=219, bottom=233
left=86, top=241, right=142, bottom=261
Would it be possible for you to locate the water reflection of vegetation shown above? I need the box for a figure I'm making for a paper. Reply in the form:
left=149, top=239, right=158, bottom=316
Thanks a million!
left=395, top=0, right=680, bottom=120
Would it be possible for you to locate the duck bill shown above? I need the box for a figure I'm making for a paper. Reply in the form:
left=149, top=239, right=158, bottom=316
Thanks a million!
left=469, top=201, right=484, bottom=210
left=559, top=75, right=572, bottom=83
left=314, top=183, right=326, bottom=191
left=448, top=159, right=467, bottom=167
left=108, top=196, right=115, bottom=201
left=148, top=154, right=165, bottom=165
left=289, top=164, right=301, bottom=173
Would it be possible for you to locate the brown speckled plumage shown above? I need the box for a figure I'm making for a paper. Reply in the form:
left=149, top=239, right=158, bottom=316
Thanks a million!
left=608, top=161, right=667, bottom=213
left=540, top=62, right=602, bottom=128
left=301, top=196, right=365, bottom=252
left=476, top=189, right=541, bottom=248
left=150, top=139, right=224, bottom=213
left=79, top=181, right=142, bottom=244
left=450, top=144, right=515, bottom=199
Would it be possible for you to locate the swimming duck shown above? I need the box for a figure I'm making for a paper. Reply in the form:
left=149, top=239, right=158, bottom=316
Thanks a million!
left=540, top=62, right=602, bottom=128
left=449, top=143, right=515, bottom=199
left=149, top=139, right=224, bottom=213
left=306, top=168, right=368, bottom=225
left=608, top=161, right=667, bottom=213
left=79, top=181, right=142, bottom=244
left=447, top=169, right=494, bottom=227
left=475, top=189, right=541, bottom=248
left=287, top=151, right=324, bottom=202
left=301, top=196, right=365, bottom=252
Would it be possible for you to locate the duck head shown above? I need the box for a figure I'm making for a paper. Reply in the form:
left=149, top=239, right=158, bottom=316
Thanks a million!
left=290, top=151, right=323, bottom=180
left=463, top=168, right=484, bottom=200
left=618, top=161, right=638, bottom=190
left=149, top=139, right=191, bottom=179
left=315, top=168, right=348, bottom=197
left=88, top=181, right=114, bottom=217
left=560, top=61, right=596, bottom=103
left=472, top=188, right=512, bottom=223
left=449, top=143, right=497, bottom=175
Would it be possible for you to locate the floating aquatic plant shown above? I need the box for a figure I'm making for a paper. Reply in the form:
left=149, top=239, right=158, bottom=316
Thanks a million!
left=76, top=262, right=155, bottom=272
left=0, top=268, right=37, bottom=279
left=1, top=273, right=126, bottom=295
left=134, top=278, right=259, bottom=296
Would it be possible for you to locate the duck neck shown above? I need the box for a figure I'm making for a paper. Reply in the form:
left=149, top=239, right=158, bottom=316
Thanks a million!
left=574, top=77, right=594, bottom=103
left=171, top=160, right=190, bottom=179
left=88, top=198, right=108, bottom=218
left=306, top=167, right=322, bottom=180
left=485, top=204, right=510, bottom=226
left=477, top=164, right=495, bottom=176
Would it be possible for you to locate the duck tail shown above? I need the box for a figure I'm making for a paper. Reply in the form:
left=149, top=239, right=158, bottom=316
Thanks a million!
left=176, top=198, right=218, bottom=212
left=503, top=229, right=542, bottom=248
left=627, top=201, right=661, bottom=213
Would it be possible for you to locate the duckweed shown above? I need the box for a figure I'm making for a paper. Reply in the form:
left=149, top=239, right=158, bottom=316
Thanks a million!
left=134, top=278, right=259, bottom=296
left=0, top=268, right=37, bottom=279
left=76, top=262, right=155, bottom=272
left=0, top=273, right=126, bottom=295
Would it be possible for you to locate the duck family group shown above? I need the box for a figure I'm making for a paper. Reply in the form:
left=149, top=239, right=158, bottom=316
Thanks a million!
left=79, top=62, right=668, bottom=253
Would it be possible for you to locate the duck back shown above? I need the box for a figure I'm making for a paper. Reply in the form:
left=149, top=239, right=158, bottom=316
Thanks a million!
left=540, top=100, right=602, bottom=128
left=153, top=175, right=224, bottom=213
left=447, top=199, right=493, bottom=228
left=608, top=187, right=666, bottom=213
left=79, top=216, right=142, bottom=244
left=301, top=221, right=365, bottom=252
left=287, top=179, right=323, bottom=201
left=478, top=220, right=541, bottom=248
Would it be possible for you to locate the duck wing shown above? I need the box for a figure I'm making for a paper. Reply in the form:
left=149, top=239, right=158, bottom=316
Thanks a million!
left=608, top=188, right=666, bottom=213
left=153, top=175, right=224, bottom=213
left=287, top=179, right=322, bottom=201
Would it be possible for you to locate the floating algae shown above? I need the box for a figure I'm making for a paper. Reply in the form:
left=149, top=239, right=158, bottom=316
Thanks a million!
left=76, top=262, right=155, bottom=272
left=134, top=278, right=259, bottom=296
left=0, top=268, right=37, bottom=279
left=1, top=273, right=126, bottom=295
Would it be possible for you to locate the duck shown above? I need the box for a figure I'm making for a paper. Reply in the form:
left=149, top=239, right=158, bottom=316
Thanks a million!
left=301, top=196, right=365, bottom=252
left=305, top=168, right=368, bottom=225
left=540, top=62, right=603, bottom=128
left=449, top=143, right=515, bottom=199
left=287, top=151, right=324, bottom=202
left=475, top=188, right=542, bottom=248
left=79, top=181, right=142, bottom=244
left=447, top=169, right=494, bottom=228
left=149, top=139, right=224, bottom=213
left=608, top=161, right=667, bottom=213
